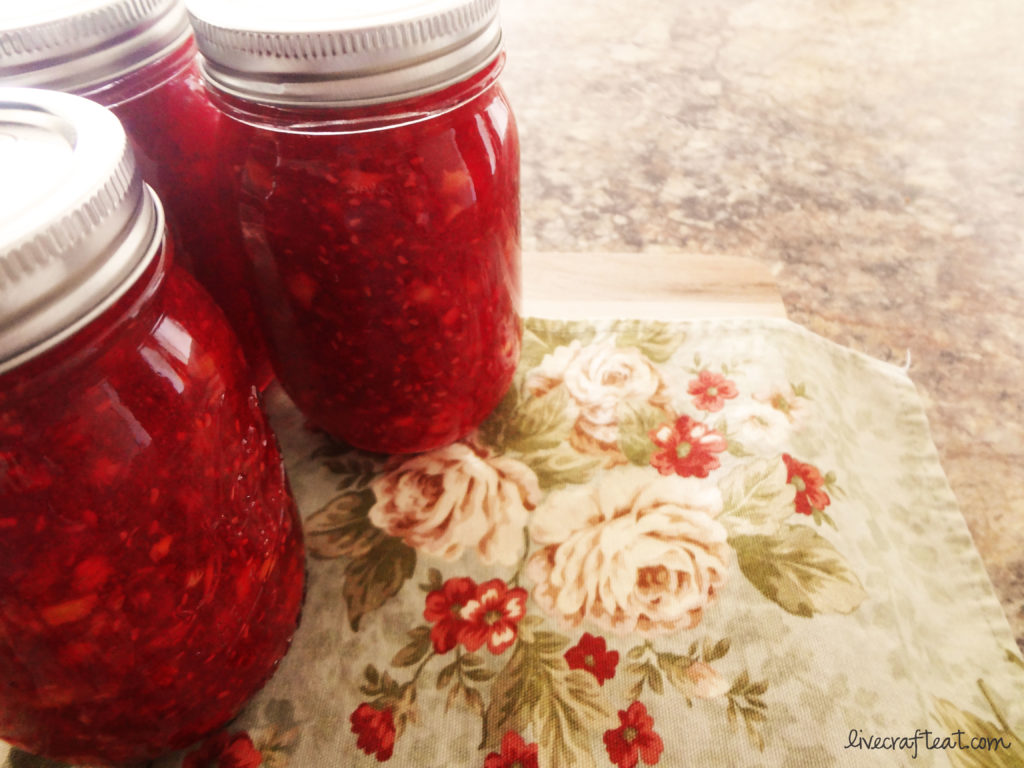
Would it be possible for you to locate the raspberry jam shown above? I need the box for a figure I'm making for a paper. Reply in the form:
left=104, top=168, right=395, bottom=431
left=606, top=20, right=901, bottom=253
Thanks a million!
left=0, top=0, right=273, bottom=388
left=90, top=41, right=274, bottom=390
left=0, top=90, right=304, bottom=765
left=189, top=0, right=522, bottom=453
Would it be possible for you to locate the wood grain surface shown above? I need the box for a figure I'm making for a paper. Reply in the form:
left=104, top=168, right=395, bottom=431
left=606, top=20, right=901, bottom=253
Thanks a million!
left=522, top=251, right=786, bottom=320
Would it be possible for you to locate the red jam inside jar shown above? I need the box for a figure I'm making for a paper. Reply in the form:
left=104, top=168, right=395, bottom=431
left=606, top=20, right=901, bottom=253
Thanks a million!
left=0, top=1, right=274, bottom=388
left=210, top=54, right=522, bottom=454
left=0, top=241, right=305, bottom=764
left=0, top=90, right=304, bottom=765
left=84, top=39, right=275, bottom=390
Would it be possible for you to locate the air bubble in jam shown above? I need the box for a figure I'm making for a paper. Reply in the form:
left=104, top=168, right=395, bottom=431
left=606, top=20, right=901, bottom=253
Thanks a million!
left=0, top=240, right=304, bottom=765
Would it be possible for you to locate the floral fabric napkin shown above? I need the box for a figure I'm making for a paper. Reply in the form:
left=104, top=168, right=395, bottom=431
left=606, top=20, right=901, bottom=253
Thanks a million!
left=4, top=317, right=1023, bottom=768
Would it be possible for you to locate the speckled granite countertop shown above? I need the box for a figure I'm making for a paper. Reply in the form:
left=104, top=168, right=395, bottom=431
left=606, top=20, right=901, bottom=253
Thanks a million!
left=500, top=0, right=1024, bottom=650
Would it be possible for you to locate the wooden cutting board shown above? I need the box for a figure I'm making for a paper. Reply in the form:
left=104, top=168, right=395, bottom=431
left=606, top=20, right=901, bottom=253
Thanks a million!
left=522, top=251, right=786, bottom=320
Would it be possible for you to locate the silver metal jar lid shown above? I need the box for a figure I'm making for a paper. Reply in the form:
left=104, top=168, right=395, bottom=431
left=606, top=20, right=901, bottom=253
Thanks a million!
left=185, top=0, right=502, bottom=106
left=0, top=0, right=192, bottom=92
left=0, top=88, right=161, bottom=373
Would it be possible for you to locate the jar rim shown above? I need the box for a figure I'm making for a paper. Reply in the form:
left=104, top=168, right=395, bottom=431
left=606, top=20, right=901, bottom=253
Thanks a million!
left=0, top=89, right=163, bottom=374
left=204, top=50, right=504, bottom=134
left=186, top=0, right=502, bottom=107
left=0, top=201, right=167, bottom=384
left=0, top=0, right=192, bottom=92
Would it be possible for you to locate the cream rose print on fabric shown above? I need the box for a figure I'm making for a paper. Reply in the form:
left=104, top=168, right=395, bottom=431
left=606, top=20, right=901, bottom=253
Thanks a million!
left=524, top=338, right=672, bottom=466
left=368, top=442, right=541, bottom=567
left=302, top=323, right=867, bottom=766
left=526, top=469, right=729, bottom=635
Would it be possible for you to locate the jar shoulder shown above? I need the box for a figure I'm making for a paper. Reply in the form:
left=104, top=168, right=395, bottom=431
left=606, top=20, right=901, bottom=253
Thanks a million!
left=0, top=263, right=255, bottom=464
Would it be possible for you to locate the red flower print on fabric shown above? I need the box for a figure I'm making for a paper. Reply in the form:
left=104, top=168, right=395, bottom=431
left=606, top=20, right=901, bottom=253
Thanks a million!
left=424, top=576, right=478, bottom=654
left=649, top=415, right=727, bottom=478
left=484, top=731, right=540, bottom=768
left=564, top=632, right=619, bottom=686
left=687, top=370, right=738, bottom=412
left=459, top=579, right=529, bottom=655
left=782, top=453, right=831, bottom=516
left=350, top=703, right=397, bottom=762
left=183, top=731, right=263, bottom=768
left=603, top=702, right=664, bottom=768
left=425, top=577, right=527, bottom=655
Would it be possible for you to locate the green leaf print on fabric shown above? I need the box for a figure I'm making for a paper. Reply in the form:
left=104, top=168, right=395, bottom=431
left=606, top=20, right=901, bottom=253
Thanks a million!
left=391, top=626, right=433, bottom=669
left=476, top=380, right=596, bottom=487
left=304, top=490, right=377, bottom=560
left=617, top=401, right=671, bottom=466
left=304, top=488, right=417, bottom=630
left=310, top=447, right=384, bottom=493
left=932, top=687, right=1024, bottom=768
left=718, top=456, right=796, bottom=537
left=732, top=525, right=867, bottom=617
left=342, top=536, right=416, bottom=632
left=622, top=638, right=767, bottom=751
left=727, top=672, right=770, bottom=752
left=482, top=619, right=614, bottom=768
left=437, top=651, right=492, bottom=715
left=501, top=385, right=574, bottom=455
left=523, top=444, right=603, bottom=490
left=614, top=323, right=685, bottom=364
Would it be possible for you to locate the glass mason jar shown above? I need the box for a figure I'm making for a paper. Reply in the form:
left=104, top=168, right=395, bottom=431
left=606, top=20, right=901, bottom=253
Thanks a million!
left=0, top=89, right=305, bottom=765
left=0, top=0, right=273, bottom=388
left=187, top=0, right=522, bottom=454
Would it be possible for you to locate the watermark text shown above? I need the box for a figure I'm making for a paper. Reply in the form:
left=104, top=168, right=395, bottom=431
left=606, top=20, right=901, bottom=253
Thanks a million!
left=846, top=729, right=1012, bottom=760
